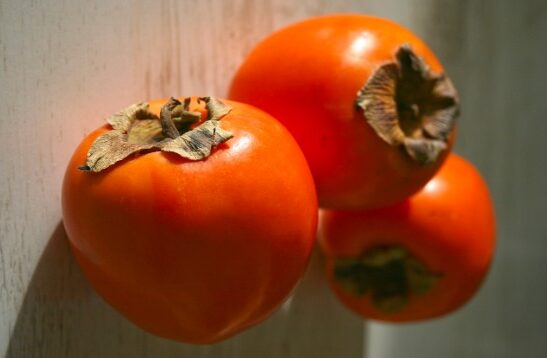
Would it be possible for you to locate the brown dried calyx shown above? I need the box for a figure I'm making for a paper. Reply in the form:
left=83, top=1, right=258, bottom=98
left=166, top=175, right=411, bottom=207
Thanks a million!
left=356, top=45, right=460, bottom=165
left=334, top=246, right=442, bottom=313
left=80, top=97, right=233, bottom=172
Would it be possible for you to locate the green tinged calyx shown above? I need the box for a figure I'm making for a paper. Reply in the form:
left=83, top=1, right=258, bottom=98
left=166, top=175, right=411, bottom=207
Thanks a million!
left=334, top=245, right=442, bottom=313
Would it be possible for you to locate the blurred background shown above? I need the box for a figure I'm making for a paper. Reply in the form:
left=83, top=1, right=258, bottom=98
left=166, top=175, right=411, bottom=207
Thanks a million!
left=1, top=0, right=546, bottom=357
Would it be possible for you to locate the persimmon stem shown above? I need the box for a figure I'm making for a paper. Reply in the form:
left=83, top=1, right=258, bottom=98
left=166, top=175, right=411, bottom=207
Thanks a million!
left=183, top=97, right=191, bottom=111
left=161, top=97, right=182, bottom=139
left=81, top=97, right=234, bottom=172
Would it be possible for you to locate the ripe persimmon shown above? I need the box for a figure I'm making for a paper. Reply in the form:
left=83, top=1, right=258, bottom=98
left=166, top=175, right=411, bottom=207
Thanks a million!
left=230, top=14, right=459, bottom=208
left=319, top=154, right=495, bottom=321
left=62, top=97, right=318, bottom=343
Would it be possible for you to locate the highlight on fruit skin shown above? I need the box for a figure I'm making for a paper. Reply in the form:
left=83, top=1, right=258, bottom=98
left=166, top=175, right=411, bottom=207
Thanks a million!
left=229, top=14, right=459, bottom=209
left=62, top=96, right=318, bottom=344
left=319, top=154, right=495, bottom=322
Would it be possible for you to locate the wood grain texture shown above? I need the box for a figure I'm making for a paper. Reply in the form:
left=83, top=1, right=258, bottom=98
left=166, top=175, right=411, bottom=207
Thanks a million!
left=0, top=0, right=366, bottom=357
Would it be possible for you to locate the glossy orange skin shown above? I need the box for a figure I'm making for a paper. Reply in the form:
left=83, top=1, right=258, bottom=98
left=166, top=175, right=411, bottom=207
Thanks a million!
left=229, top=14, right=453, bottom=209
left=319, top=154, right=495, bottom=322
left=62, top=98, right=318, bottom=343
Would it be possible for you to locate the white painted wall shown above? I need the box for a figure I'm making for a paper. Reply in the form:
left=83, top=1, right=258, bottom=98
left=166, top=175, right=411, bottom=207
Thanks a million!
left=1, top=0, right=546, bottom=357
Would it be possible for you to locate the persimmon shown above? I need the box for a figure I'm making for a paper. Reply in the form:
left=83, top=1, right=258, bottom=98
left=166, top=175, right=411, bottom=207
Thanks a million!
left=229, top=14, right=460, bottom=209
left=319, top=154, right=495, bottom=322
left=62, top=97, right=318, bottom=343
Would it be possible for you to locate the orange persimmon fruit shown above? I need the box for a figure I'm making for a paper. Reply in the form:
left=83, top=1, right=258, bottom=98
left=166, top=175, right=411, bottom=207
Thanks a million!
left=230, top=14, right=459, bottom=209
left=319, top=154, right=495, bottom=321
left=62, top=97, right=318, bottom=343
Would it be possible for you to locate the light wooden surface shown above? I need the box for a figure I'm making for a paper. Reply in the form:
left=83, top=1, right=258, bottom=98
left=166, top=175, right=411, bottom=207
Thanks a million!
left=0, top=1, right=367, bottom=357
left=2, top=0, right=547, bottom=357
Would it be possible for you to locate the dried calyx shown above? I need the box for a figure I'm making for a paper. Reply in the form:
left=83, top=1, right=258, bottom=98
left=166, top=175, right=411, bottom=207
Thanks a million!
left=356, top=45, right=460, bottom=165
left=80, top=97, right=233, bottom=172
left=334, top=246, right=442, bottom=313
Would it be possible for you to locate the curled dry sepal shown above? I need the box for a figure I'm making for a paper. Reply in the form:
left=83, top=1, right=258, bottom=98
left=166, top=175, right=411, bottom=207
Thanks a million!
left=80, top=97, right=234, bottom=172
left=356, top=45, right=460, bottom=165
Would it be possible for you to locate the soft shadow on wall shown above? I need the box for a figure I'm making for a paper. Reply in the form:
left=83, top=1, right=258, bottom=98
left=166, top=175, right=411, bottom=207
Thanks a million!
left=5, top=223, right=364, bottom=358
left=5, top=223, right=95, bottom=357
left=4, top=223, right=149, bottom=358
